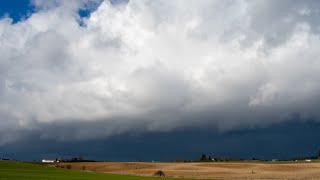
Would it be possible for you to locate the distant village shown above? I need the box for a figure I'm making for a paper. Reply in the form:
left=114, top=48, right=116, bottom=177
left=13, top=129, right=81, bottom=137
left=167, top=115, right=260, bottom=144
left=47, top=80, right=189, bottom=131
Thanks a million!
left=38, top=153, right=320, bottom=163
left=41, top=156, right=96, bottom=163
left=2, top=150, right=320, bottom=163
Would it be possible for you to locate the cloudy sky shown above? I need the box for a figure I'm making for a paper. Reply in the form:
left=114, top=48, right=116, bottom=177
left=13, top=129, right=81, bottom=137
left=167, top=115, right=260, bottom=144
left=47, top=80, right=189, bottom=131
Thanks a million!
left=1, top=0, right=320, bottom=161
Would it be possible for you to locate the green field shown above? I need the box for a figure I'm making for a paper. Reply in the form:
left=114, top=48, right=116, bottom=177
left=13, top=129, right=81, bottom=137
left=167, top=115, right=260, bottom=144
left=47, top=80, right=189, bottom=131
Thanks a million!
left=0, top=161, right=193, bottom=180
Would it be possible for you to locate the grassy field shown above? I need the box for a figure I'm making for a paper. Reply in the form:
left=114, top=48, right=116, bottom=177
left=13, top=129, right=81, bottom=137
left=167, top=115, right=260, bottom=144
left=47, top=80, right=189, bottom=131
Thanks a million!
left=0, top=161, right=194, bottom=180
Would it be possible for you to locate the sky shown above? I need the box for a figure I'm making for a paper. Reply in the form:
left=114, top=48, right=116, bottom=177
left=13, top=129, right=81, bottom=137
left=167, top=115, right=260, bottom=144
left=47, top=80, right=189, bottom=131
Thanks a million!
left=0, top=0, right=320, bottom=161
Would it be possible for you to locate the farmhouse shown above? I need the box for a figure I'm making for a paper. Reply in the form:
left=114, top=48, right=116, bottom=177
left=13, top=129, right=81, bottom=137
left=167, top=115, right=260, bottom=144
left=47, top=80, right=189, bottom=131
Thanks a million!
left=42, top=159, right=55, bottom=163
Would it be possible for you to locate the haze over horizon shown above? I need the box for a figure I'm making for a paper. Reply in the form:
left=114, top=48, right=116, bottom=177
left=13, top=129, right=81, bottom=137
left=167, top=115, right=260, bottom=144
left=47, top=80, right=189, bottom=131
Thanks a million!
left=1, top=0, right=320, bottom=161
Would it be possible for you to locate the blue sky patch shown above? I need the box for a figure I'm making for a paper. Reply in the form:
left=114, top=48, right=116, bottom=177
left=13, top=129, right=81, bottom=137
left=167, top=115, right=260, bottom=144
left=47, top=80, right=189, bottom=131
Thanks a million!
left=0, top=0, right=35, bottom=23
left=0, top=0, right=128, bottom=23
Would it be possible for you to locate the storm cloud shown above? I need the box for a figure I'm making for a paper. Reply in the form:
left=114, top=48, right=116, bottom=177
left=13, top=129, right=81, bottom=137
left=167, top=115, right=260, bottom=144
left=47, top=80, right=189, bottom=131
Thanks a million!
left=1, top=0, right=320, bottom=145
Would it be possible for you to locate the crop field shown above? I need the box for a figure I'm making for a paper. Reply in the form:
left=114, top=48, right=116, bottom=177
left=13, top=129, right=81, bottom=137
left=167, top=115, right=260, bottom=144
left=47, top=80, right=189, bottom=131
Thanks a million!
left=58, top=161, right=320, bottom=180
left=0, top=161, right=193, bottom=180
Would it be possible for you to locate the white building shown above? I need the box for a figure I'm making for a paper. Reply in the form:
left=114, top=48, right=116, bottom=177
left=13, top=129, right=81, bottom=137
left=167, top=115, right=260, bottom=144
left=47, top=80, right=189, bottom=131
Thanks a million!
left=42, top=159, right=55, bottom=163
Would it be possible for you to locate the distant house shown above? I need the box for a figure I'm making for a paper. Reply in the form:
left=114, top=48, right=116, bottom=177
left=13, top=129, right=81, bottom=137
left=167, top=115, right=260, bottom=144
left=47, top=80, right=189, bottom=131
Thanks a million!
left=42, top=159, right=55, bottom=163
left=305, top=159, right=312, bottom=162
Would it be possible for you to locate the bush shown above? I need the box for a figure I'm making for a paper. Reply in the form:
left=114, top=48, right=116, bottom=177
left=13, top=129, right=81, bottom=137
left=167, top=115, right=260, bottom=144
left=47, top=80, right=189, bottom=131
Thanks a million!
left=60, top=165, right=65, bottom=168
left=154, top=170, right=165, bottom=177
left=82, top=166, right=86, bottom=171
left=55, top=164, right=60, bottom=168
left=66, top=164, right=72, bottom=169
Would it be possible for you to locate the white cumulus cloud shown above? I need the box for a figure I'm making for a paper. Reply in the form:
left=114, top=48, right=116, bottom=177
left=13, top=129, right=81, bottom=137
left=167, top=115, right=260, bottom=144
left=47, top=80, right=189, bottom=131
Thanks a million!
left=1, top=0, right=320, bottom=144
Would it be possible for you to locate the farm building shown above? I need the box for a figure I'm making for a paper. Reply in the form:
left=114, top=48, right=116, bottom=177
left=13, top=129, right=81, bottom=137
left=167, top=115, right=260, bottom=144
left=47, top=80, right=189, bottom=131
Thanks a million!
left=42, top=159, right=55, bottom=163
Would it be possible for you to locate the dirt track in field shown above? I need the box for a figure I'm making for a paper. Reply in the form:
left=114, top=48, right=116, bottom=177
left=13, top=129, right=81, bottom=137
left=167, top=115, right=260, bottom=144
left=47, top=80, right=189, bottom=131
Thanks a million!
left=60, top=161, right=320, bottom=179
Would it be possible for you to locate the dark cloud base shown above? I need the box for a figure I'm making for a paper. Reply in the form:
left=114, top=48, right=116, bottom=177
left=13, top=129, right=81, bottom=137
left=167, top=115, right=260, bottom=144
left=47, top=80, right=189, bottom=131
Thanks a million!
left=2, top=120, right=320, bottom=161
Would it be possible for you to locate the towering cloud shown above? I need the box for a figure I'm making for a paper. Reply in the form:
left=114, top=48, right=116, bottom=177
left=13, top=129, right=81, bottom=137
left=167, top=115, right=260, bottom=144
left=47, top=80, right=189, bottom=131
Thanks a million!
left=1, top=0, right=320, bottom=144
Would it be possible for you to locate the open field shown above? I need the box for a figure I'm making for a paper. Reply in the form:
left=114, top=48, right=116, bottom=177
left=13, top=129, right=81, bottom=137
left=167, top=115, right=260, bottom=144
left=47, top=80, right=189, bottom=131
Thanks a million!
left=59, top=161, right=320, bottom=180
left=0, top=161, right=194, bottom=180
left=2, top=160, right=320, bottom=180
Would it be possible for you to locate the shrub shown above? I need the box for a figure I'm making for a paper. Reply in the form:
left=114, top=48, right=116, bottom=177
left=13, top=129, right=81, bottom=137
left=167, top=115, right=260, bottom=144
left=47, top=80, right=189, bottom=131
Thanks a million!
left=82, top=166, right=86, bottom=171
left=60, top=165, right=65, bottom=168
left=66, top=164, right=72, bottom=169
left=55, top=164, right=60, bottom=168
left=154, top=170, right=165, bottom=177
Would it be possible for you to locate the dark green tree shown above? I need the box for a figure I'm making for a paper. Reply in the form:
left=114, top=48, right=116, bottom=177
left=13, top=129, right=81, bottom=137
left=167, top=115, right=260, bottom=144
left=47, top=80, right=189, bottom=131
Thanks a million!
left=200, top=154, right=207, bottom=161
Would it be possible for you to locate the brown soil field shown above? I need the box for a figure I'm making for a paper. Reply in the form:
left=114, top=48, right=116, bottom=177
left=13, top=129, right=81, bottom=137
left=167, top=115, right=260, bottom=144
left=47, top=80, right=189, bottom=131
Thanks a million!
left=57, top=161, right=320, bottom=179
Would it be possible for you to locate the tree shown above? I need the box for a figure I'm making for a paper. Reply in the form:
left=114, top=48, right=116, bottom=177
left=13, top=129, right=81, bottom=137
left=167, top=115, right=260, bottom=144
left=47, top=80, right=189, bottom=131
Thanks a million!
left=78, top=156, right=84, bottom=161
left=154, top=170, right=165, bottom=177
left=200, top=154, right=207, bottom=161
